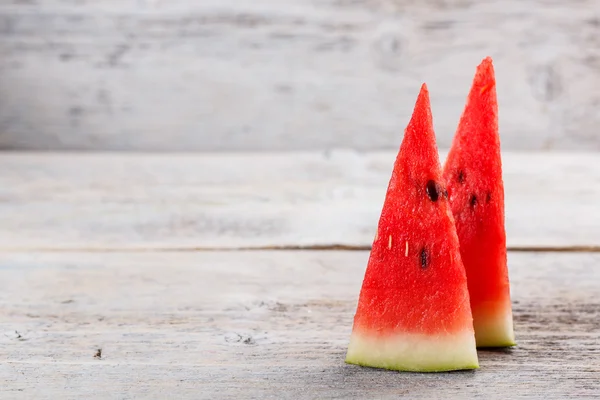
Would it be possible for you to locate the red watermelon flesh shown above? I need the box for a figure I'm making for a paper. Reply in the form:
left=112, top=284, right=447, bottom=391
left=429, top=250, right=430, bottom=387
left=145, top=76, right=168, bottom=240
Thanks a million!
left=443, top=57, right=515, bottom=347
left=345, top=84, right=478, bottom=372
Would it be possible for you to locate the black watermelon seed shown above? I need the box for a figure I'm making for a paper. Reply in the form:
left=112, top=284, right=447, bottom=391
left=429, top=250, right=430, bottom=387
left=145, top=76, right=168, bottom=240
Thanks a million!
left=426, top=180, right=439, bottom=202
left=457, top=170, right=465, bottom=183
left=486, top=191, right=492, bottom=203
left=470, top=194, right=478, bottom=207
left=420, top=248, right=428, bottom=269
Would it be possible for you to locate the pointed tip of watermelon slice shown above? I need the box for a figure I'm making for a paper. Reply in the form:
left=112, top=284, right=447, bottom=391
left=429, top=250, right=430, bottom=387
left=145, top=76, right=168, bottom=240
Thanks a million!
left=397, top=82, right=441, bottom=180
left=405, top=83, right=434, bottom=143
left=416, top=82, right=429, bottom=104
left=481, top=56, right=493, bottom=65
left=445, top=57, right=499, bottom=155
left=394, top=83, right=441, bottom=175
left=411, top=83, right=430, bottom=113
left=474, top=57, right=496, bottom=95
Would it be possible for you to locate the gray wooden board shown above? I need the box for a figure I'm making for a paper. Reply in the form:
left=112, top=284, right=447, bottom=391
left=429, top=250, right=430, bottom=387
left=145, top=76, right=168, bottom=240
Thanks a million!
left=0, top=251, right=598, bottom=399
left=1, top=151, right=599, bottom=250
left=0, top=0, right=599, bottom=151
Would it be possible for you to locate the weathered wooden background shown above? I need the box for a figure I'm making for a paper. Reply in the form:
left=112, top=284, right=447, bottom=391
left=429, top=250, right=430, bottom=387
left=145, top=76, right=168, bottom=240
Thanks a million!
left=0, top=0, right=599, bottom=151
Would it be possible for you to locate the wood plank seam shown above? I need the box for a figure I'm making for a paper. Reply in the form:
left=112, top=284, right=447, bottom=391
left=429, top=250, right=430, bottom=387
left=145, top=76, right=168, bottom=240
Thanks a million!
left=1, top=245, right=600, bottom=252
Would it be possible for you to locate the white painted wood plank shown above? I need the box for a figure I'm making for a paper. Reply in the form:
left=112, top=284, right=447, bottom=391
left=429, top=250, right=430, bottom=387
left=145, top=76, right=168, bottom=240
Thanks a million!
left=0, top=0, right=599, bottom=151
left=0, top=251, right=598, bottom=398
left=1, top=151, right=599, bottom=249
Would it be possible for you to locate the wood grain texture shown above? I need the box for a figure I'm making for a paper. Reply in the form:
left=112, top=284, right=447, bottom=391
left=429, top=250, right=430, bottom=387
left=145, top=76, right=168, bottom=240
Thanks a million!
left=1, top=151, right=600, bottom=250
left=0, top=251, right=598, bottom=399
left=0, top=0, right=599, bottom=151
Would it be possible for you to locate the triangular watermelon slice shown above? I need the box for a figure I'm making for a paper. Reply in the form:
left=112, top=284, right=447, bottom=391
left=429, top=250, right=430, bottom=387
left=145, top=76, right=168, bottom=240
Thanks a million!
left=345, top=84, right=478, bottom=372
left=442, top=57, right=515, bottom=347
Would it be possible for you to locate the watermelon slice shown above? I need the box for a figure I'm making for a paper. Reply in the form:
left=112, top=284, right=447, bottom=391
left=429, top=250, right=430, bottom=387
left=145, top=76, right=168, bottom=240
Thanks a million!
left=442, top=57, right=515, bottom=347
left=345, top=84, right=478, bottom=372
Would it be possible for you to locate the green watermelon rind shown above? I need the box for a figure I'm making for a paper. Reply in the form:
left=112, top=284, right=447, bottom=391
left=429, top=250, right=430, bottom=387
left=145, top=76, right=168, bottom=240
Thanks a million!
left=345, top=331, right=480, bottom=372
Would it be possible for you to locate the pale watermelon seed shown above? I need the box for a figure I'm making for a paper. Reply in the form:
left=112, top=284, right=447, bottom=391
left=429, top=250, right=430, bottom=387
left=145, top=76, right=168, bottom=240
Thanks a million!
left=388, top=235, right=392, bottom=249
left=405, top=241, right=409, bottom=257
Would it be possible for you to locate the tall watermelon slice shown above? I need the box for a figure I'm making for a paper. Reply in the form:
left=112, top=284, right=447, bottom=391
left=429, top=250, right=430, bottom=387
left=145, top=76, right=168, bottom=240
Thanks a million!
left=345, top=84, right=478, bottom=372
left=442, top=57, right=515, bottom=347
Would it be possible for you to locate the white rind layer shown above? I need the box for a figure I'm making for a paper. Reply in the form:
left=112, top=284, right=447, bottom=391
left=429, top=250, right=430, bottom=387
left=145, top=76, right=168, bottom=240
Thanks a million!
left=473, top=304, right=516, bottom=347
left=345, top=330, right=479, bottom=372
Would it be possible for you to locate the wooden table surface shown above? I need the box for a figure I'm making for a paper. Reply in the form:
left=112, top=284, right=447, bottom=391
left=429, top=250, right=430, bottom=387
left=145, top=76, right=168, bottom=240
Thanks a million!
left=1, top=151, right=599, bottom=399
